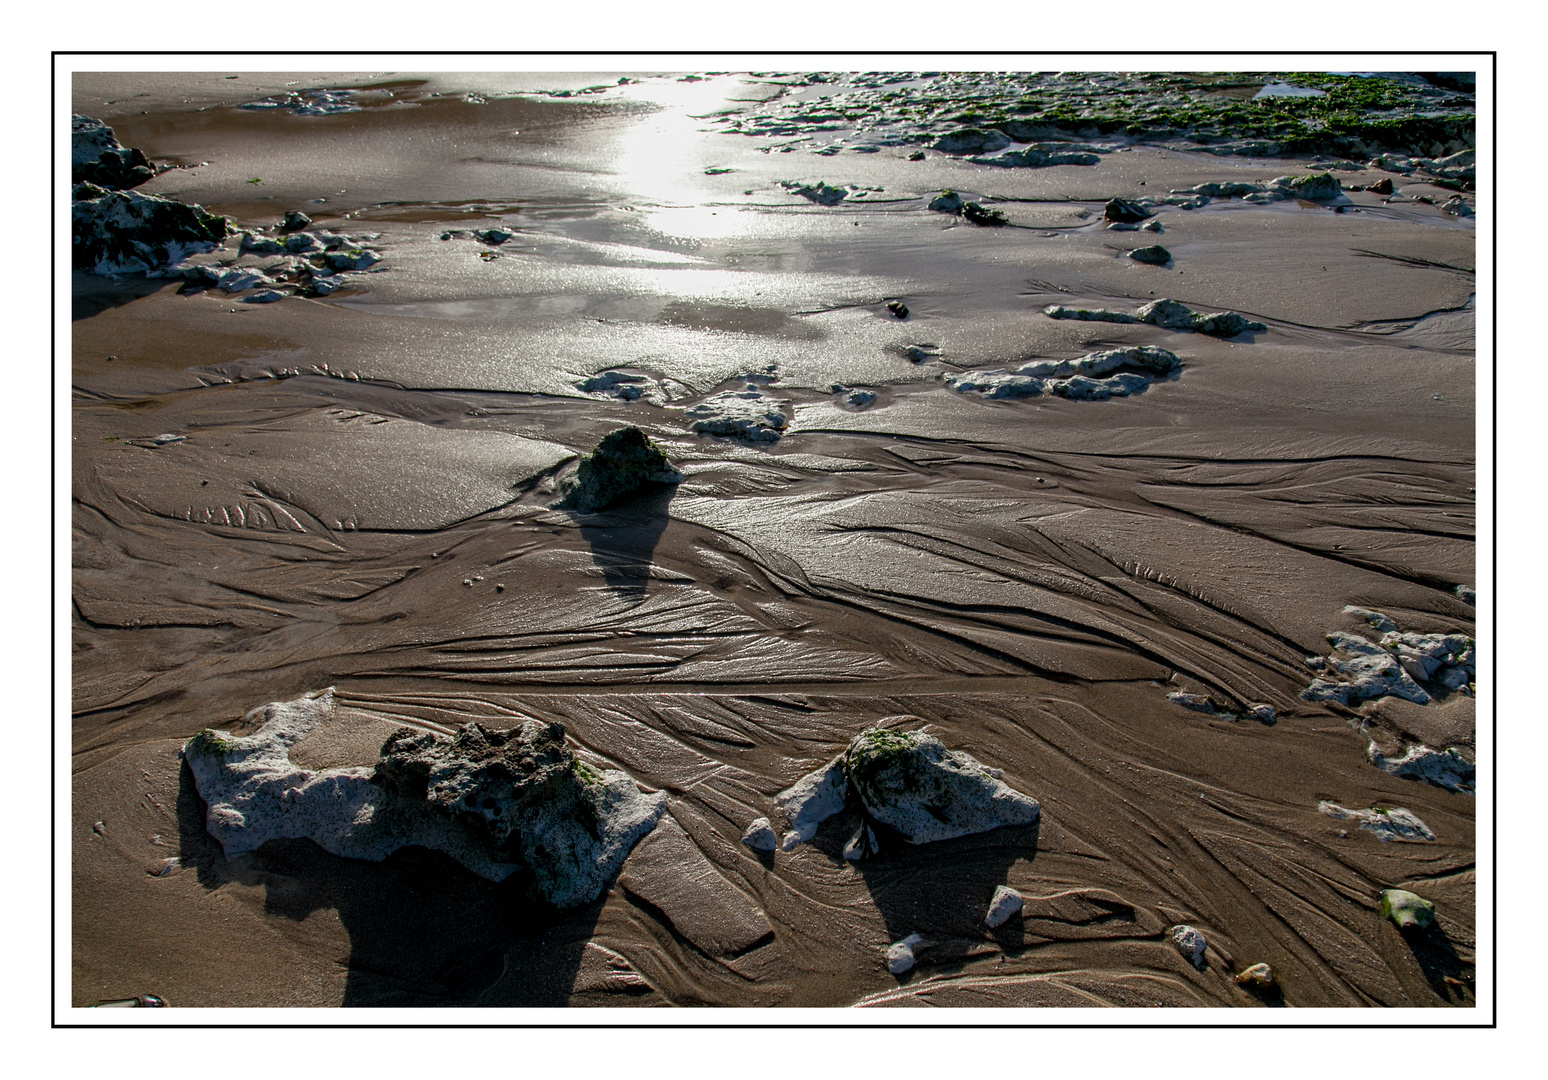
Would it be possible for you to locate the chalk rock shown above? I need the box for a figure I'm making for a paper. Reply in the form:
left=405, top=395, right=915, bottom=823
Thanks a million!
left=183, top=689, right=664, bottom=907
left=984, top=885, right=1024, bottom=928
left=240, top=289, right=288, bottom=304
left=73, top=189, right=231, bottom=273
left=1442, top=195, right=1474, bottom=217
left=1043, top=305, right=1140, bottom=324
left=1455, top=584, right=1476, bottom=605
left=741, top=817, right=778, bottom=852
left=1104, top=197, right=1153, bottom=223
left=948, top=346, right=1179, bottom=403
left=775, top=756, right=848, bottom=847
left=1368, top=742, right=1475, bottom=793
left=1171, top=925, right=1207, bottom=969
left=283, top=231, right=322, bottom=253
left=1380, top=888, right=1437, bottom=930
left=280, top=210, right=312, bottom=232
left=932, top=128, right=1010, bottom=155
left=686, top=389, right=788, bottom=442
left=1345, top=605, right=1398, bottom=633
left=1302, top=630, right=1432, bottom=706
left=239, top=232, right=286, bottom=255
left=371, top=715, right=665, bottom=907
left=1127, top=245, right=1172, bottom=266
left=72, top=115, right=155, bottom=189
left=886, top=932, right=924, bottom=974
left=1245, top=704, right=1276, bottom=724
left=842, top=725, right=1039, bottom=844
left=554, top=426, right=683, bottom=512
left=323, top=247, right=381, bottom=271
left=927, top=190, right=965, bottom=213
left=1318, top=801, right=1435, bottom=842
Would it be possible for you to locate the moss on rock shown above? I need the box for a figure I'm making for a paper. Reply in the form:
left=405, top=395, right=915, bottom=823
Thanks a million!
left=555, top=426, right=683, bottom=512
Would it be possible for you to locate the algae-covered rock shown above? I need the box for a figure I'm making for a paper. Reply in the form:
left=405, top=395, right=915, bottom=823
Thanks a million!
left=373, top=717, right=665, bottom=907
left=927, top=190, right=965, bottom=214
left=842, top=726, right=1039, bottom=844
left=72, top=189, right=231, bottom=273
left=932, top=127, right=1010, bottom=155
left=1104, top=197, right=1153, bottom=223
left=555, top=426, right=683, bottom=512
left=962, top=202, right=1007, bottom=227
left=1381, top=888, right=1437, bottom=930
left=1042, top=305, right=1140, bottom=325
left=1127, top=245, right=1172, bottom=266
left=1276, top=172, right=1343, bottom=200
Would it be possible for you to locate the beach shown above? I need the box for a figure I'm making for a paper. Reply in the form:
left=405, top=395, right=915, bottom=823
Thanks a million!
left=69, top=68, right=1477, bottom=1010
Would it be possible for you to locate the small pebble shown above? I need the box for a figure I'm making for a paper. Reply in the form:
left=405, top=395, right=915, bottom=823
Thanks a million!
left=741, top=817, right=778, bottom=852
left=886, top=933, right=923, bottom=975
left=1171, top=924, right=1207, bottom=969
left=1234, top=962, right=1275, bottom=990
left=984, top=885, right=1024, bottom=928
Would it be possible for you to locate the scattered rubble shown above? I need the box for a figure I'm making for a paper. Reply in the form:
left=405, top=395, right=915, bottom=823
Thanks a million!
left=685, top=389, right=789, bottom=442
left=1301, top=608, right=1474, bottom=706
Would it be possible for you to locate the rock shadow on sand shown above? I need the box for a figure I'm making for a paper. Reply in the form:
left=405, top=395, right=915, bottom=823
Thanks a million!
left=805, top=810, right=1038, bottom=982
left=574, top=484, right=678, bottom=603
left=174, top=759, right=618, bottom=1006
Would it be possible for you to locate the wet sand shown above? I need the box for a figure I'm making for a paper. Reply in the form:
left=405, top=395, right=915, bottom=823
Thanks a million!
left=69, top=71, right=1478, bottom=1011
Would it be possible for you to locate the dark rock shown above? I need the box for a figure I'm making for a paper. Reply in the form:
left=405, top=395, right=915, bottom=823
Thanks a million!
left=1370, top=177, right=1395, bottom=195
left=886, top=301, right=909, bottom=319
left=71, top=115, right=156, bottom=190
left=72, top=189, right=231, bottom=273
left=931, top=127, right=1010, bottom=155
left=1104, top=197, right=1153, bottom=223
left=1127, top=245, right=1172, bottom=266
left=908, top=150, right=926, bottom=161
left=782, top=181, right=849, bottom=205
left=1417, top=72, right=1474, bottom=93
left=280, top=210, right=312, bottom=232
left=555, top=426, right=683, bottom=512
left=962, top=202, right=1007, bottom=226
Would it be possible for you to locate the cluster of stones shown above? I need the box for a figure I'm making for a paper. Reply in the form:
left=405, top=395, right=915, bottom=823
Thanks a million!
left=1302, top=607, right=1475, bottom=706
left=926, top=189, right=1007, bottom=226
left=685, top=387, right=789, bottom=442
left=946, top=345, right=1181, bottom=402
left=1165, top=692, right=1276, bottom=724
